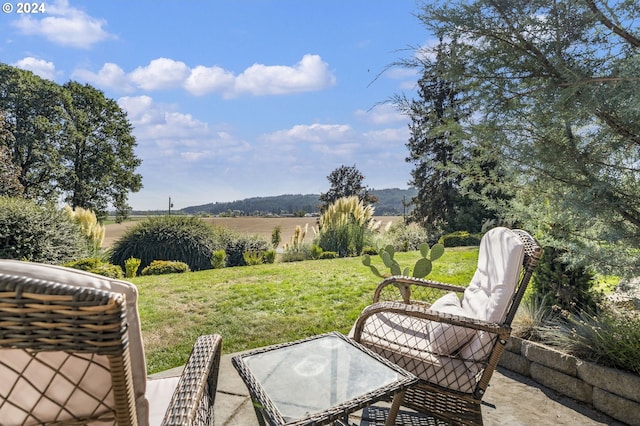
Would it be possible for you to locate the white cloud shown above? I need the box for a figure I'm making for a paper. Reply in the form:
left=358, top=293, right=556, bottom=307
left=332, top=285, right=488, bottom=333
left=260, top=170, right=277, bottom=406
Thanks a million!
left=184, top=65, right=235, bottom=96
left=12, top=57, right=58, bottom=80
left=117, top=95, right=250, bottom=163
left=130, top=58, right=191, bottom=91
left=232, top=54, right=336, bottom=97
left=355, top=103, right=406, bottom=125
left=263, top=123, right=354, bottom=143
left=72, top=63, right=132, bottom=91
left=75, top=54, right=336, bottom=97
left=11, top=0, right=114, bottom=49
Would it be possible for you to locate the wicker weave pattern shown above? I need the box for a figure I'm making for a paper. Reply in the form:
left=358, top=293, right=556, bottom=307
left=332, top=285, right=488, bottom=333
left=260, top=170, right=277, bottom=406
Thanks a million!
left=0, top=268, right=223, bottom=426
left=0, top=274, right=135, bottom=425
left=353, top=229, right=542, bottom=426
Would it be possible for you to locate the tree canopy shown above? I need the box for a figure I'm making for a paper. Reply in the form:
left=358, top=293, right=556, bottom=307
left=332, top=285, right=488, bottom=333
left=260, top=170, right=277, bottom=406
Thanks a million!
left=0, top=64, right=142, bottom=220
left=401, top=0, right=640, bottom=277
left=319, top=165, right=378, bottom=211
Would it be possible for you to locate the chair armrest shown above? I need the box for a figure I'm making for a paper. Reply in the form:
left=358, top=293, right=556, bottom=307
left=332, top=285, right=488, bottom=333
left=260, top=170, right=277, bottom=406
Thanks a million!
left=373, top=276, right=467, bottom=304
left=161, top=334, right=223, bottom=426
left=352, top=301, right=511, bottom=343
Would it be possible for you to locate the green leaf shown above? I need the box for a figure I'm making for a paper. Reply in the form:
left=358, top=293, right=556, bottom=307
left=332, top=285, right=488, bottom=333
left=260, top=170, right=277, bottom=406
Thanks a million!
left=384, top=244, right=395, bottom=259
left=369, top=265, right=384, bottom=277
left=403, top=266, right=410, bottom=276
left=430, top=243, right=445, bottom=261
left=362, top=254, right=371, bottom=266
left=390, top=261, right=402, bottom=276
left=419, top=243, right=430, bottom=258
left=381, top=251, right=394, bottom=268
left=413, top=258, right=432, bottom=278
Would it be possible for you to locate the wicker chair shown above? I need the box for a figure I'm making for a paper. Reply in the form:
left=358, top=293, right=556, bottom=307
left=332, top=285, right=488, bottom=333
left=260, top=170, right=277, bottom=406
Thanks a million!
left=0, top=259, right=222, bottom=426
left=352, top=227, right=542, bottom=425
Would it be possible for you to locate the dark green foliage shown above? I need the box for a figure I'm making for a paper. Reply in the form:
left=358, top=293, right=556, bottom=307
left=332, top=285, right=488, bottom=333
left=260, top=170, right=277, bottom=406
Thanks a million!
left=319, top=165, right=378, bottom=212
left=0, top=65, right=141, bottom=219
left=402, top=1, right=640, bottom=277
left=141, top=260, right=190, bottom=276
left=61, top=82, right=142, bottom=221
left=63, top=257, right=124, bottom=279
left=109, top=216, right=217, bottom=271
left=361, top=246, right=378, bottom=256
left=271, top=225, right=281, bottom=249
left=438, top=231, right=482, bottom=247
left=0, top=196, right=87, bottom=264
left=211, top=249, right=226, bottom=269
left=319, top=251, right=338, bottom=259
left=210, top=226, right=270, bottom=267
left=533, top=247, right=601, bottom=312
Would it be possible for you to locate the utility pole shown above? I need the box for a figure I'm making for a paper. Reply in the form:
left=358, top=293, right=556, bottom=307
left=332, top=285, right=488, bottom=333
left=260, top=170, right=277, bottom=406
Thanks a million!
left=169, top=196, right=173, bottom=215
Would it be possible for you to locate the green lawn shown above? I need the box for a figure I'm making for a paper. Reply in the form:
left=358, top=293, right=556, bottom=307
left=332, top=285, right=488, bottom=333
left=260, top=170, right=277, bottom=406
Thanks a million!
left=132, top=247, right=479, bottom=374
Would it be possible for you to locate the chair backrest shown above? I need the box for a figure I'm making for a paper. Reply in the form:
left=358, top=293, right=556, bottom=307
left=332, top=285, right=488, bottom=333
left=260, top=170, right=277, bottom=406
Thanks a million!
left=461, top=227, right=526, bottom=324
left=0, top=260, right=149, bottom=425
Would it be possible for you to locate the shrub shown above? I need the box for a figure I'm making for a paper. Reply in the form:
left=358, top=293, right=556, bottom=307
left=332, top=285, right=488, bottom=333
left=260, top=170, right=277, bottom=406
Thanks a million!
left=540, top=307, right=640, bottom=375
left=271, top=225, right=281, bottom=249
left=211, top=249, right=226, bottom=269
left=0, top=196, right=88, bottom=264
left=109, top=216, right=217, bottom=271
left=141, top=260, right=190, bottom=275
left=316, top=196, right=374, bottom=257
left=281, top=245, right=312, bottom=262
left=124, top=257, right=141, bottom=278
left=319, top=251, right=338, bottom=259
left=63, top=257, right=123, bottom=279
left=310, top=244, right=323, bottom=260
left=438, top=231, right=482, bottom=247
left=243, top=250, right=265, bottom=266
left=211, top=226, right=270, bottom=267
left=63, top=205, right=105, bottom=255
left=361, top=246, right=379, bottom=256
left=385, top=222, right=431, bottom=251
left=263, top=249, right=276, bottom=264
left=532, top=246, right=601, bottom=313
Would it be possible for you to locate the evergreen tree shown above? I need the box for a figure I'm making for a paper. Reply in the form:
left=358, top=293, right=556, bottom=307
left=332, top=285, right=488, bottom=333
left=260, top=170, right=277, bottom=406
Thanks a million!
left=401, top=0, right=640, bottom=277
left=397, top=40, right=496, bottom=235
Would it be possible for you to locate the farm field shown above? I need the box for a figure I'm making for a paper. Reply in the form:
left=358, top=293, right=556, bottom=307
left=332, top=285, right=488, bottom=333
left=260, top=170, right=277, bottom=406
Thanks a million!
left=103, top=215, right=404, bottom=249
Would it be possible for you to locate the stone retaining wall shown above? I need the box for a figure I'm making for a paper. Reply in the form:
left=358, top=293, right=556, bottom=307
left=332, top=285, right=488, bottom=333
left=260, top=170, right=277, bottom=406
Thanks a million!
left=499, top=337, right=640, bottom=426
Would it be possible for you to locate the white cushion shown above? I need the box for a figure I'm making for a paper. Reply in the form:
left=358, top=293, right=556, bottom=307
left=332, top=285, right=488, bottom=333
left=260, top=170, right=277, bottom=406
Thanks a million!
left=458, top=227, right=525, bottom=362
left=147, top=376, right=181, bottom=426
left=358, top=311, right=481, bottom=393
left=0, top=260, right=149, bottom=425
left=461, top=227, right=525, bottom=323
left=426, top=292, right=476, bottom=355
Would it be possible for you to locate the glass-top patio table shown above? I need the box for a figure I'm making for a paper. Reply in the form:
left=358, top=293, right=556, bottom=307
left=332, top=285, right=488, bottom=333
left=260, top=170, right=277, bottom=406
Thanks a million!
left=232, top=332, right=418, bottom=426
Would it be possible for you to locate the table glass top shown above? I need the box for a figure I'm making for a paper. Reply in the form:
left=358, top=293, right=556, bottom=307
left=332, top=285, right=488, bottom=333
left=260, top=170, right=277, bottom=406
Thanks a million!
left=241, top=334, right=404, bottom=422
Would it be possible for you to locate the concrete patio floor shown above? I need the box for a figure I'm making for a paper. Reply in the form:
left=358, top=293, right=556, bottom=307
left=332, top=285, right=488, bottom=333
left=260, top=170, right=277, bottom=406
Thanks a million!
left=152, top=352, right=624, bottom=425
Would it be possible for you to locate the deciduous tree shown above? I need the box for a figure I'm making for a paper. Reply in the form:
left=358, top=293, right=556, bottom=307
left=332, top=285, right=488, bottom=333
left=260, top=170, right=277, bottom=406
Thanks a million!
left=61, top=81, right=142, bottom=221
left=319, top=165, right=378, bottom=211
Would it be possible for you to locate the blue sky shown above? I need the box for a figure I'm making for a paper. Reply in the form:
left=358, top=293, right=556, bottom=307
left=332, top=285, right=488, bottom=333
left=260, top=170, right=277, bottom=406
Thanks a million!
left=2, top=0, right=428, bottom=210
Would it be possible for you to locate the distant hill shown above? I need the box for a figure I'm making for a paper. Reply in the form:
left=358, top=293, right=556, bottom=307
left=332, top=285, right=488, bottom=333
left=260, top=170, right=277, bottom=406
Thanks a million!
left=181, top=188, right=417, bottom=216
